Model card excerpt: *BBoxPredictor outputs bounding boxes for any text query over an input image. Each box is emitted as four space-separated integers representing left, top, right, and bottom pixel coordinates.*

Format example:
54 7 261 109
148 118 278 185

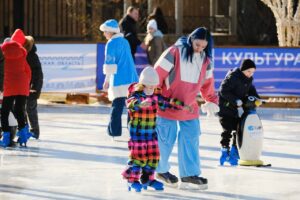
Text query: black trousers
26 93 40 138
1 95 27 132
219 115 239 148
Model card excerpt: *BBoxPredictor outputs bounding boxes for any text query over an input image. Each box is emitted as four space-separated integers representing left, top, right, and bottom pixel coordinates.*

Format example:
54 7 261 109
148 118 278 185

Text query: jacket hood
1 41 26 59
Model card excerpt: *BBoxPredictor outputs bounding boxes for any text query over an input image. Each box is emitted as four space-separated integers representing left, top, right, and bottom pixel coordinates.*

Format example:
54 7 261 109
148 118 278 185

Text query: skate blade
158 181 178 188
179 182 208 190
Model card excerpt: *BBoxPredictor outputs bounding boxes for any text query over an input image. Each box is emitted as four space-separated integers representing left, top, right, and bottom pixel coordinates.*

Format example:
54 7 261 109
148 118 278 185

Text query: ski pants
1 95 27 132
219 115 239 148
26 93 40 138
122 138 160 183
155 116 201 178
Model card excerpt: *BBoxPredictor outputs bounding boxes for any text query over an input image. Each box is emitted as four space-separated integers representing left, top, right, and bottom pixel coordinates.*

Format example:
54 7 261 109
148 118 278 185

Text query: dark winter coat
218 67 260 118
119 15 141 59
1 41 31 97
0 48 4 91
27 44 43 98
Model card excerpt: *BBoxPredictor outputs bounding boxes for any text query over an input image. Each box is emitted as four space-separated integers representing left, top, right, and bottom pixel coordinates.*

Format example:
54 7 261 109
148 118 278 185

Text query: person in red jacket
0 29 31 147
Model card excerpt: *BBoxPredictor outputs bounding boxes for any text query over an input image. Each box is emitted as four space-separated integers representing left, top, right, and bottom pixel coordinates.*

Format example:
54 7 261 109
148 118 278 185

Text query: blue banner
96 45 300 96
214 47 300 96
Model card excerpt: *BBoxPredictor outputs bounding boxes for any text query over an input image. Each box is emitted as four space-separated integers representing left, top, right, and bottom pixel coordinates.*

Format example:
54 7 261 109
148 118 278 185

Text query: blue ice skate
17 127 29 147
128 181 142 192
229 145 239 166
220 147 238 166
220 148 230 166
230 145 240 159
0 132 11 148
142 180 164 191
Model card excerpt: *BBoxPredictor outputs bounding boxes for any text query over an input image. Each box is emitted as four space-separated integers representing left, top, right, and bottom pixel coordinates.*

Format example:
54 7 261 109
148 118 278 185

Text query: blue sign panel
96 44 300 96
214 47 300 96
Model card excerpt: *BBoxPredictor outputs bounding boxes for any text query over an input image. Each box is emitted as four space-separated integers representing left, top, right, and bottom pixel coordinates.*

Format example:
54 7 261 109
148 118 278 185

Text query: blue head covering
175 27 213 62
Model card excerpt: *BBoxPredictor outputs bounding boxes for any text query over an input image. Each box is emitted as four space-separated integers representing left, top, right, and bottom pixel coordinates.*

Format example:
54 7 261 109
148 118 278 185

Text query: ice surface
1 105 299 200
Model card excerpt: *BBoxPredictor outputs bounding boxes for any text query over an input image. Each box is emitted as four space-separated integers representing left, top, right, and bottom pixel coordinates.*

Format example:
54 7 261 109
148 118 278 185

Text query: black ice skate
156 172 178 187
179 176 208 190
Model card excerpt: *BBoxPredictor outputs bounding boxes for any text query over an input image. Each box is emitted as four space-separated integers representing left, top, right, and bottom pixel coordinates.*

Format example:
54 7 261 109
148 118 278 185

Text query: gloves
236 99 243 107
201 102 220 117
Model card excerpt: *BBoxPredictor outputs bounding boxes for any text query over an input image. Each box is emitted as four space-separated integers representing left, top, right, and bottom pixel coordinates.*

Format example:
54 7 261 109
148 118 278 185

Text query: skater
218 59 260 166
100 19 138 139
154 27 219 190
0 29 31 147
144 19 166 66
25 35 43 139
122 66 192 192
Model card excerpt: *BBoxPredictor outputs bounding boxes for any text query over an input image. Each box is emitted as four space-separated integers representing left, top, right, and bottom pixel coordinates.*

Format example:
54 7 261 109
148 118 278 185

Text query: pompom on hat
240 59 256 71
139 66 159 86
99 19 120 33
11 29 26 45
147 19 158 31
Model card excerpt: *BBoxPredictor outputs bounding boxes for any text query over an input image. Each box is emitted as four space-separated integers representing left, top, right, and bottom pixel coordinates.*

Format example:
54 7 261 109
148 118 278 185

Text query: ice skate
220 147 238 166
142 179 164 191
229 145 239 165
0 132 11 148
17 127 29 147
156 172 178 187
179 176 208 190
127 181 142 192
220 148 230 166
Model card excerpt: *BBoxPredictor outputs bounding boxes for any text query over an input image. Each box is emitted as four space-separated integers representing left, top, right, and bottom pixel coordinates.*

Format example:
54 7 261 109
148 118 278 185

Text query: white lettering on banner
263 52 273 65
295 54 300 65
274 53 283 65
39 56 84 66
45 79 95 91
233 53 244 65
221 52 300 66
284 53 294 65
222 52 232 64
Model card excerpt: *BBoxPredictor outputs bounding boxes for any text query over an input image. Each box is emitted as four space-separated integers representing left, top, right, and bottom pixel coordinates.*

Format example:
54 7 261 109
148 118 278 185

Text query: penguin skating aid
237 96 270 167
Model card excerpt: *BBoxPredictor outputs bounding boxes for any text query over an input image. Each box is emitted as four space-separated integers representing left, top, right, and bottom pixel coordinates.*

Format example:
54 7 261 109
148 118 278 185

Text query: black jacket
119 15 141 59
27 44 43 98
0 48 4 91
218 68 260 118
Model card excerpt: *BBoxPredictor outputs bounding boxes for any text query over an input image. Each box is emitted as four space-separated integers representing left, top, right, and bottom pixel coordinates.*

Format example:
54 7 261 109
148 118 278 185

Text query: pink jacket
154 45 218 120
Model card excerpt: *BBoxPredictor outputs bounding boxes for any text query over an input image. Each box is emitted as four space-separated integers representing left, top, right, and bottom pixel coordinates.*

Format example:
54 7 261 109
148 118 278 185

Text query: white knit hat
99 19 120 33
147 19 158 31
139 66 159 86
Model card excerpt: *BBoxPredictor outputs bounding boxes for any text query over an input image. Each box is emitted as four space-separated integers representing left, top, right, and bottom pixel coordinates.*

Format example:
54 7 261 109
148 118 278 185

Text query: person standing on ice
218 59 260 166
122 66 192 192
100 19 138 140
24 35 44 140
154 27 219 190
0 29 31 147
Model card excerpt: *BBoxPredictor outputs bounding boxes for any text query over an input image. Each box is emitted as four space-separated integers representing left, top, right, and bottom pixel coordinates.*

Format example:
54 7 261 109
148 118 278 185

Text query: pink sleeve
154 46 177 88
200 76 219 104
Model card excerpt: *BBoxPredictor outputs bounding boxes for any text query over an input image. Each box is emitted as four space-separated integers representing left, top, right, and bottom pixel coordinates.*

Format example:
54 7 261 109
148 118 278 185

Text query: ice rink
0 104 299 200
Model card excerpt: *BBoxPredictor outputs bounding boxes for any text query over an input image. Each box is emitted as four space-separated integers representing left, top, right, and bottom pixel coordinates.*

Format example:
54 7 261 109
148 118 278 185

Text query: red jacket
1 41 31 97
